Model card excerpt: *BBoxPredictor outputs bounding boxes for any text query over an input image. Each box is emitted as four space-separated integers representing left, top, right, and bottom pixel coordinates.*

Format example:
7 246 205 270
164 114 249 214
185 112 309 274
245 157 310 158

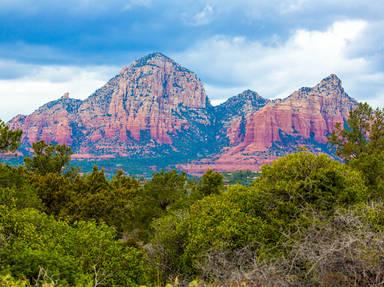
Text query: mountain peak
293 74 344 100
323 73 341 82
214 89 268 121
133 52 175 67
238 89 264 100
61 92 70 99
146 52 170 59
317 74 342 89
223 89 267 106
119 52 191 75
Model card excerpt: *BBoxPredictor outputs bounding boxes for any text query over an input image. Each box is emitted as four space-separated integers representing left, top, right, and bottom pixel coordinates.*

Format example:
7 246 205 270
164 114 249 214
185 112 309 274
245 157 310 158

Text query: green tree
110 169 139 191
329 103 384 194
80 166 110 193
151 184 272 280
144 170 188 211
129 171 189 242
152 153 368 281
183 188 270 273
0 164 42 211
0 164 27 188
151 210 190 283
28 172 74 215
198 170 224 197
254 152 367 217
0 120 22 152
29 167 139 235
24 141 72 175
223 170 259 186
0 206 151 286
0 274 31 287
0 186 42 211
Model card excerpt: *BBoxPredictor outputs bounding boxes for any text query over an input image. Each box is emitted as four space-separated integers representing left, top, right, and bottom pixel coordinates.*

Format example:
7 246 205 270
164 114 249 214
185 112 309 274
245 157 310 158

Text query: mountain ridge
179 73 357 174
7 53 357 174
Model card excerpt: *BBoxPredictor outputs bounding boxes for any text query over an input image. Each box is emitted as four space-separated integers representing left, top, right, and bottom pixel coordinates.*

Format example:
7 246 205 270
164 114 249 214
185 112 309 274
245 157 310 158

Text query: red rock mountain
9 53 216 158
179 74 356 174
8 53 356 173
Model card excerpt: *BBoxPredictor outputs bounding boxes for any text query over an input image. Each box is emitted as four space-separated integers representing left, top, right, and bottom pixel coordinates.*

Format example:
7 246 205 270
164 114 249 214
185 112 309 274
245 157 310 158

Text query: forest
0 102 384 287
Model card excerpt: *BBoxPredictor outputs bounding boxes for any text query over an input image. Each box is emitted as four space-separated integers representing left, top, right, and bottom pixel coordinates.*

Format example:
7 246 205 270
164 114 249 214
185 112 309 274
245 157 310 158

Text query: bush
0 207 151 286
254 152 368 216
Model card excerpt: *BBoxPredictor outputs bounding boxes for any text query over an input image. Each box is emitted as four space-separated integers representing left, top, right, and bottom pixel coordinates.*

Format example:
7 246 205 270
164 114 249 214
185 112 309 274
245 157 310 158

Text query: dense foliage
0 102 384 286
0 119 22 152
330 102 384 195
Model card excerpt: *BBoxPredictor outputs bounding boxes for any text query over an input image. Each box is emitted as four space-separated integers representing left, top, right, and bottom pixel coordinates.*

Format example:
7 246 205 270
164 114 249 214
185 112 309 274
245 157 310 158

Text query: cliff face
78 53 209 148
239 74 355 152
9 53 215 157
7 53 357 173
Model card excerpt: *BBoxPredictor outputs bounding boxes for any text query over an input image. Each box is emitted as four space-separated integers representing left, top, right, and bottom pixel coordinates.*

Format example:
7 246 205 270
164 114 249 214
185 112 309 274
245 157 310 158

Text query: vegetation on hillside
0 103 383 286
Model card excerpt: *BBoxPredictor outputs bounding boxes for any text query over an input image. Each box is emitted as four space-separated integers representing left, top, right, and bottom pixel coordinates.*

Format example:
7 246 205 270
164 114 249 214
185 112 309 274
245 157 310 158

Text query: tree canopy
24 141 72 175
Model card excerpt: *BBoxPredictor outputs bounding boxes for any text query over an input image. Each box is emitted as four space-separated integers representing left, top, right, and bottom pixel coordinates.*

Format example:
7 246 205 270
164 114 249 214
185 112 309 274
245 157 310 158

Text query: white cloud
172 19 384 107
204 0 384 19
205 84 249 103
188 4 215 26
279 0 308 14
0 64 117 121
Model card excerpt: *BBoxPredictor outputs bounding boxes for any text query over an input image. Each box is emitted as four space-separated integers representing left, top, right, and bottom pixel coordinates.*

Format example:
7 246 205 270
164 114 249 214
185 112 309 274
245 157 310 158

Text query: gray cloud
0 0 383 120
172 19 384 107
0 62 117 121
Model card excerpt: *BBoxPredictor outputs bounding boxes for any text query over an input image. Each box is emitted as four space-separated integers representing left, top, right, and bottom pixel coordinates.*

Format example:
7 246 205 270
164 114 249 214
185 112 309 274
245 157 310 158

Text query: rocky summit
8 53 357 174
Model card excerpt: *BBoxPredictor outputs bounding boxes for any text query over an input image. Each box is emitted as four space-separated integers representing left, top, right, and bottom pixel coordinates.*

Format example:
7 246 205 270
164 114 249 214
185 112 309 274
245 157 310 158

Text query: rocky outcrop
78 53 210 148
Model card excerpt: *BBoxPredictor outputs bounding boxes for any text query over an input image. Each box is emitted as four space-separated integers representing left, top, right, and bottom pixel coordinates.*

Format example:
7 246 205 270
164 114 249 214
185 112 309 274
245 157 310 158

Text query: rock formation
7 53 357 174
179 74 356 174
9 53 215 158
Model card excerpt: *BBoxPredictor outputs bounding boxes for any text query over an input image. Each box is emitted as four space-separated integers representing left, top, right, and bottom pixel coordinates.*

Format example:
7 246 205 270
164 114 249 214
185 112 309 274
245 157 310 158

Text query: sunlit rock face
239 74 355 152
79 53 209 147
8 96 82 147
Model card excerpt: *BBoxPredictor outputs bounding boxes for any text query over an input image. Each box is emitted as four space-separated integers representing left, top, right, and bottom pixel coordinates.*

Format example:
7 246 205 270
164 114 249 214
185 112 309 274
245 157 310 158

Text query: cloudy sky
0 0 383 120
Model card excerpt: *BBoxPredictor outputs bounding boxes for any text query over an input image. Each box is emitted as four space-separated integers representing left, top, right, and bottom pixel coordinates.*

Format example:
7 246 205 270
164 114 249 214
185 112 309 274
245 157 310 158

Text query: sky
0 0 383 120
